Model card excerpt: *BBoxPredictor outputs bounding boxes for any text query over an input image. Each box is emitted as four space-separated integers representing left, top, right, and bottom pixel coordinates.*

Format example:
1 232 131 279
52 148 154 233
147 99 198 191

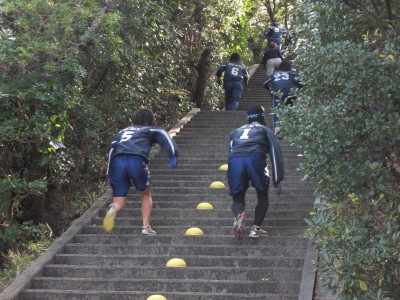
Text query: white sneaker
249 226 271 239
142 225 157 235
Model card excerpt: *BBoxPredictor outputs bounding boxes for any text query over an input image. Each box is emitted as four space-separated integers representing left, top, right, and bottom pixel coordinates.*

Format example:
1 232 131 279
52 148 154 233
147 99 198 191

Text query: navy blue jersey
216 62 249 84
229 122 284 183
263 70 303 92
264 26 287 39
108 126 178 163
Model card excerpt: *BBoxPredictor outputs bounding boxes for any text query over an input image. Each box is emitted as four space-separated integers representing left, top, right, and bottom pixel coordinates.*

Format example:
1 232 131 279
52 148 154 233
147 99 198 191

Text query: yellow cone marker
185 227 204 236
147 296 167 300
210 181 225 188
196 202 214 210
166 258 187 268
219 164 228 171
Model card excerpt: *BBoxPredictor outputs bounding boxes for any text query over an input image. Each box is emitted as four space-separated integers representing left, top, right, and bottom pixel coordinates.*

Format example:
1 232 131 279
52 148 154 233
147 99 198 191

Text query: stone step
123 193 314 203
155 155 303 162
148 169 306 176
127 200 312 210
21 289 298 300
162 157 302 163
90 217 309 227
97 208 311 220
140 179 313 189
54 253 304 268
31 275 301 293
73 234 307 247
150 157 304 163
168 144 302 153
121 187 314 197
149 176 308 184
83 225 306 236
63 243 308 257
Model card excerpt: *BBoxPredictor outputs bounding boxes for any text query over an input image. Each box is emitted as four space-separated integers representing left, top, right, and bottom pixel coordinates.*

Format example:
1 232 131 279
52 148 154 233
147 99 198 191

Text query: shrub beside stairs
0 65 317 300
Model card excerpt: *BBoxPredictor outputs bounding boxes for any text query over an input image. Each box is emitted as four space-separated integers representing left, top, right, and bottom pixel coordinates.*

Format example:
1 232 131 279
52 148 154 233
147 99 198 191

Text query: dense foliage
280 0 400 298
0 0 269 271
4 0 398 298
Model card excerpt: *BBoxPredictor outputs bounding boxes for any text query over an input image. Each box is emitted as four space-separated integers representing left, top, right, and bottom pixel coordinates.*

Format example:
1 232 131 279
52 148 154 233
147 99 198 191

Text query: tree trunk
264 0 277 25
20 146 47 224
192 48 211 109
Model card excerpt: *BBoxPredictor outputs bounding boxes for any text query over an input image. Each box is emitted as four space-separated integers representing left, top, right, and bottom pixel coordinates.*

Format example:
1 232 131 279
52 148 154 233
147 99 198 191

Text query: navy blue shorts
108 155 151 196
227 155 269 195
224 80 244 111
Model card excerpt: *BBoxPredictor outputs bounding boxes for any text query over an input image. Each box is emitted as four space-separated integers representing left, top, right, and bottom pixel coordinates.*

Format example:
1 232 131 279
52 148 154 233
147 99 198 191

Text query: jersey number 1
239 128 251 139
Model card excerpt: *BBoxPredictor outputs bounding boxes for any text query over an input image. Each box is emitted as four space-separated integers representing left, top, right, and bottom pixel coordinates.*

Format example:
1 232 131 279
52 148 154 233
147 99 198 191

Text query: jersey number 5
120 130 136 142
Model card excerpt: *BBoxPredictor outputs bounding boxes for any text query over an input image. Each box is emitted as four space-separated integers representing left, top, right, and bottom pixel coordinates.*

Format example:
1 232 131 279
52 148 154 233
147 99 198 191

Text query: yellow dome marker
147 296 167 300
210 181 225 188
196 202 214 210
166 258 187 268
219 164 228 171
185 227 204 236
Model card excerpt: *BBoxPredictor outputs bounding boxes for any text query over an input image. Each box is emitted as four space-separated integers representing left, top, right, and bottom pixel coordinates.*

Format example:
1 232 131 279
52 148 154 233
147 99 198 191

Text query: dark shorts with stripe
108 155 151 196
227 155 269 195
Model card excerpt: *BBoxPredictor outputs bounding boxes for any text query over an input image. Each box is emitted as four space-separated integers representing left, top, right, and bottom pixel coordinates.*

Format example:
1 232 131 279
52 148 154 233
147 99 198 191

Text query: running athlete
261 41 284 77
228 105 284 239
263 61 304 132
215 52 249 111
263 21 287 49
103 108 178 235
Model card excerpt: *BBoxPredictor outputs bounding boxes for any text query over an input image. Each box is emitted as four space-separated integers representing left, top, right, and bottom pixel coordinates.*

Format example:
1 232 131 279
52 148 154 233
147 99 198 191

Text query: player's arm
243 67 249 85
294 76 305 89
215 64 226 80
263 76 273 90
264 128 284 185
150 128 179 168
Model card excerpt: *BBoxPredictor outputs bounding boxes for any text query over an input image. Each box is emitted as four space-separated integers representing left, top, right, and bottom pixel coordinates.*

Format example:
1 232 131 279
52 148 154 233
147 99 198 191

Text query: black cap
247 105 266 125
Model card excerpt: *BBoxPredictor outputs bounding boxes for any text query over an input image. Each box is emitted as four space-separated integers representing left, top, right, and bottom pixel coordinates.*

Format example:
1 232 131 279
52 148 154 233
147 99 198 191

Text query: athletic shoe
233 212 246 239
103 205 116 233
142 225 157 235
249 226 271 239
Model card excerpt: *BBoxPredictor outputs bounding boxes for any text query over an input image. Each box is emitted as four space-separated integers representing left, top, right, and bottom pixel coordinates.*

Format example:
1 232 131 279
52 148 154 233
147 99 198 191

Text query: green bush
282 1 400 298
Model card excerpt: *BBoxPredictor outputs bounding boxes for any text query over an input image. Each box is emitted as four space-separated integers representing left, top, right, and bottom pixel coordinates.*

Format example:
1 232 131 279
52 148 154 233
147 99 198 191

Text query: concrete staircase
1 65 316 300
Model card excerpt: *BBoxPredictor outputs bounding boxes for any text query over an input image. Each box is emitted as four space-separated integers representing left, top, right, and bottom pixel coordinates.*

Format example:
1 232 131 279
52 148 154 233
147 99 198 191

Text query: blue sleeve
149 128 178 158
243 67 249 84
289 72 304 88
264 127 284 183
263 76 273 89
215 64 226 78
266 28 273 38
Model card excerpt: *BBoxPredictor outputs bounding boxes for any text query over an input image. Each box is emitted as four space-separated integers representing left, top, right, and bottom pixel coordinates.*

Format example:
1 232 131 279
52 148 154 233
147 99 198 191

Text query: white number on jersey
120 130 136 142
239 128 251 139
274 72 289 81
231 67 239 76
